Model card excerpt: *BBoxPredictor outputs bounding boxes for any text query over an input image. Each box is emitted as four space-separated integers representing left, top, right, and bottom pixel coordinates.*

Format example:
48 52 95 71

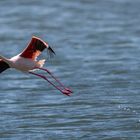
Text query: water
0 0 140 139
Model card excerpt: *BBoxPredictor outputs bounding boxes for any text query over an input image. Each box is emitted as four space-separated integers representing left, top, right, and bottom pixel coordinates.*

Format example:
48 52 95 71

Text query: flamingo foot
38 67 73 94
29 71 72 96
62 89 72 96
65 88 73 93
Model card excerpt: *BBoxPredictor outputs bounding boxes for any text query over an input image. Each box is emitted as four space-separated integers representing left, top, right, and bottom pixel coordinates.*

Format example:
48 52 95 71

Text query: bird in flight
0 36 72 96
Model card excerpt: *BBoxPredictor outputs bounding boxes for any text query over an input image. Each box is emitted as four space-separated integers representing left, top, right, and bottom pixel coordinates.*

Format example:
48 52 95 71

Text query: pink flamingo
0 36 72 96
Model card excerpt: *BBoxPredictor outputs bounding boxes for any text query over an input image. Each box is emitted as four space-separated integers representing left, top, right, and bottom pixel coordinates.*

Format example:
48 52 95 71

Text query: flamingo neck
0 55 10 64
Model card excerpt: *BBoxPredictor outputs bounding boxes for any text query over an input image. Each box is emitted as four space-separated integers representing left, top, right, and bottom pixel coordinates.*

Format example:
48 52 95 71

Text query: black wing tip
31 35 56 57
47 46 56 59
48 46 56 55
0 60 10 73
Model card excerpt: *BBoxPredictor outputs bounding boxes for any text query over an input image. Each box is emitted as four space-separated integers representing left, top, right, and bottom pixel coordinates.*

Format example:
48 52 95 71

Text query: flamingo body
0 36 72 96
0 36 53 72
9 55 41 72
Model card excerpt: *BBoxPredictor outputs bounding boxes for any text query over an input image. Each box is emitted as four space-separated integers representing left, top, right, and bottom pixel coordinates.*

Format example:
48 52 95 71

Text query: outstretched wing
0 60 10 73
20 36 55 60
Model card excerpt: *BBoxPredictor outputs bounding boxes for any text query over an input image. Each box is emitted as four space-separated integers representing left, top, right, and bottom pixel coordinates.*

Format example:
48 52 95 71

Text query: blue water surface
0 0 140 139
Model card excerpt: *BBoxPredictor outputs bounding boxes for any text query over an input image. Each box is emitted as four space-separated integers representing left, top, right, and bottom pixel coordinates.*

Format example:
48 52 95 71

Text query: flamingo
0 36 72 96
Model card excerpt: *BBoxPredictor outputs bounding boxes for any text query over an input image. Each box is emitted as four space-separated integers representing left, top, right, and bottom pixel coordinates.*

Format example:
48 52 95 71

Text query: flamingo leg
29 71 71 96
37 67 73 93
